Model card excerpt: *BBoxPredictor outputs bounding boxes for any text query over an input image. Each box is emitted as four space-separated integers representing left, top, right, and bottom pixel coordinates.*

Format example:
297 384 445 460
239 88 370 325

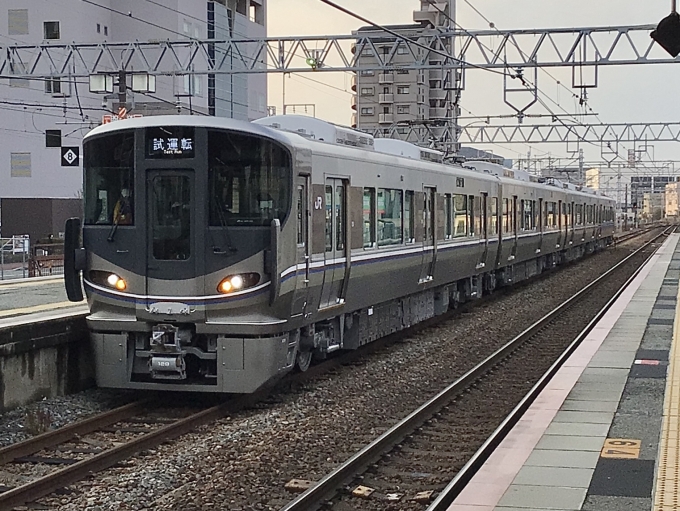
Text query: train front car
68 117 300 393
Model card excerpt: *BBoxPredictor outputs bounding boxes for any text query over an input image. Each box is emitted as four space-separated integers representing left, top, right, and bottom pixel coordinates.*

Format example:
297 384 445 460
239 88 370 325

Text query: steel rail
0 400 241 509
426 227 672 510
280 227 673 511
0 401 145 466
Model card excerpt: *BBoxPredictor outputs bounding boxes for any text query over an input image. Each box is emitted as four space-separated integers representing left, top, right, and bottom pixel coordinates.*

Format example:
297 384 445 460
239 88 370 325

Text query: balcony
351 113 358 128
379 113 394 124
429 107 448 119
429 69 443 80
351 74 357 92
379 93 394 104
378 73 394 84
430 89 447 100
351 95 358 110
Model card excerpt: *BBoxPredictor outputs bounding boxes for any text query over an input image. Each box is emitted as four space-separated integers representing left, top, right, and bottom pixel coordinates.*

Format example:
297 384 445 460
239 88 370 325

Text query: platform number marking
600 438 641 459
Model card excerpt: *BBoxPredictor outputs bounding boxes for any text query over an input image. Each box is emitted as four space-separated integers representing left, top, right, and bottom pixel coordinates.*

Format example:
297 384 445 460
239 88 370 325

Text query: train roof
84 115 613 202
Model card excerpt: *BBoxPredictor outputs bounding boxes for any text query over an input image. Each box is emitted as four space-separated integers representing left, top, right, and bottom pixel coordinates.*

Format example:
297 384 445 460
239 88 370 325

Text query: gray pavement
0 278 75 318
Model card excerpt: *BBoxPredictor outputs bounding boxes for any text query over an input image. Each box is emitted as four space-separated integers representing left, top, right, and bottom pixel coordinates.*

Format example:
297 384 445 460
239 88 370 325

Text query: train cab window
377 188 403 246
84 131 135 226
363 188 376 248
445 194 453 239
453 194 467 237
208 130 291 227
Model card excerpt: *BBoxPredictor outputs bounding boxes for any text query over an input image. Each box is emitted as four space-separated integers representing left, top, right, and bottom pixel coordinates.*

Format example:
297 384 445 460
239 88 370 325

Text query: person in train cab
113 188 133 225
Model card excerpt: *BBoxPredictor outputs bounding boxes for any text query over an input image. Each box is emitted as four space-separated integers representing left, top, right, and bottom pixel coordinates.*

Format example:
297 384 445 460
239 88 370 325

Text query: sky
266 0 680 169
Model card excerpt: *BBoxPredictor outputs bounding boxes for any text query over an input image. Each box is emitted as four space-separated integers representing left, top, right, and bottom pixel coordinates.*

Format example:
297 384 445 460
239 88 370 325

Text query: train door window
468 195 475 236
378 188 403 246
512 196 518 233
502 198 509 234
363 188 376 248
445 194 453 239
423 190 435 242
538 199 544 230
325 186 333 251
150 175 191 261
336 185 346 251
404 191 415 243
296 184 305 246
533 200 538 230
453 194 467 237
490 197 498 235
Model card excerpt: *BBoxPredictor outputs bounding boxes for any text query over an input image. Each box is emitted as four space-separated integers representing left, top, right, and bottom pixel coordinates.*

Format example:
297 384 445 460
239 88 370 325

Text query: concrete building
351 1 458 150
0 0 267 239
642 192 665 222
666 182 680 220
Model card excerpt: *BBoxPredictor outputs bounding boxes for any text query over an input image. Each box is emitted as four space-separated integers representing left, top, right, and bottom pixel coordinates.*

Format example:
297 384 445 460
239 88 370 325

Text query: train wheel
296 350 313 372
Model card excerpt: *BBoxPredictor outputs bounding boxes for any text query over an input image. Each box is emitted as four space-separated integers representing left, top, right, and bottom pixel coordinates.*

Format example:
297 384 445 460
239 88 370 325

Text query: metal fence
29 243 64 278
1 237 65 280
0 236 29 280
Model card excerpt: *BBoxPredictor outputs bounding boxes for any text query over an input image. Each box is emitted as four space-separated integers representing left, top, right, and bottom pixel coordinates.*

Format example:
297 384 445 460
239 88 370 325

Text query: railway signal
651 1 680 57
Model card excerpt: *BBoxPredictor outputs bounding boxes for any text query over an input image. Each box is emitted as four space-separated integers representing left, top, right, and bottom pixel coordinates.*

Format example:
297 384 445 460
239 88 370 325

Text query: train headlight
90 271 127 291
217 273 260 294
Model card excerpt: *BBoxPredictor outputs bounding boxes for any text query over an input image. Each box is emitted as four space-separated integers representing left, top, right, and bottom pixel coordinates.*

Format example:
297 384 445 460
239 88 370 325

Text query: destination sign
146 127 195 158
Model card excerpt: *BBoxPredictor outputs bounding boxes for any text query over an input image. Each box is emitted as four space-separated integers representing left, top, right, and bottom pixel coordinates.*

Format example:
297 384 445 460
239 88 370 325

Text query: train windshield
83 131 135 225
208 130 291 227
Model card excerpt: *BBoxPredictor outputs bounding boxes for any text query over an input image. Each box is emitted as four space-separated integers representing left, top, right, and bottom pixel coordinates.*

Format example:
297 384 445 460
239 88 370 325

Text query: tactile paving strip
654 285 680 511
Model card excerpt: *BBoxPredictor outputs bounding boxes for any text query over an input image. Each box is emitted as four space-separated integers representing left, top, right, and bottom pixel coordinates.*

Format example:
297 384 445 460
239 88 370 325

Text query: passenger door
145 170 201 309
319 178 348 309
291 175 310 317
419 187 436 283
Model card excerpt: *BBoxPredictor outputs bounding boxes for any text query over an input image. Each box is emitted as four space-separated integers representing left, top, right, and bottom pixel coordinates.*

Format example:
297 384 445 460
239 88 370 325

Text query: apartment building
351 1 456 147
0 0 267 240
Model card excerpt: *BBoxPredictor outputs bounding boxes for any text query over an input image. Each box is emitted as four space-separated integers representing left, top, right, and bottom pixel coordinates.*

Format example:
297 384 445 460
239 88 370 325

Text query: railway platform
0 276 82 320
448 231 680 511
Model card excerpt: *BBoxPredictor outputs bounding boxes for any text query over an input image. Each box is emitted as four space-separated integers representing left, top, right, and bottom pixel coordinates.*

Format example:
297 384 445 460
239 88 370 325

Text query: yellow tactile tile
654 284 680 511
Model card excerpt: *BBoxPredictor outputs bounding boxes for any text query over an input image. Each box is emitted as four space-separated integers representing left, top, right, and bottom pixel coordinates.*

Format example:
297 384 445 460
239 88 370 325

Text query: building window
396 69 410 74
360 69 375 76
44 21 60 40
9 62 29 88
104 26 108 36
96 23 101 34
397 86 410 94
360 87 374 96
45 77 61 94
397 105 410 114
45 130 61 148
360 107 374 115
397 46 408 55
397 128 408 134
361 48 374 57
10 153 31 178
8 9 29 35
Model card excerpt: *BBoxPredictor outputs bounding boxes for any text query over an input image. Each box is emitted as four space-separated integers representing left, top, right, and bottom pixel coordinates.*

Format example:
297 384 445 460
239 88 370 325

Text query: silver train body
64 115 616 393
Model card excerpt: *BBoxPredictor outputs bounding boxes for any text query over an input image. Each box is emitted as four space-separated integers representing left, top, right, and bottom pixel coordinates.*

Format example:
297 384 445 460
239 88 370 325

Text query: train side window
363 188 376 248
404 191 415 243
490 197 498 235
377 188 403 246
453 194 467 237
445 194 453 239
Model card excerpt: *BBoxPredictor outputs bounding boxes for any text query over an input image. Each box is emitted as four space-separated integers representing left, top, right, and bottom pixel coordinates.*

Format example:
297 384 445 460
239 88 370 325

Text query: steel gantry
0 24 674 78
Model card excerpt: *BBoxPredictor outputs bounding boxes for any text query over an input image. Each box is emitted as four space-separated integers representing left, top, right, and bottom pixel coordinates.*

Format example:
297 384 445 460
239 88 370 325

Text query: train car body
64 115 615 393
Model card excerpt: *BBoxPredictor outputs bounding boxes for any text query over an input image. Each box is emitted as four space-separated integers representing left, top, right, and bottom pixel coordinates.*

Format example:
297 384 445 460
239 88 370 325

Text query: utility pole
118 70 127 114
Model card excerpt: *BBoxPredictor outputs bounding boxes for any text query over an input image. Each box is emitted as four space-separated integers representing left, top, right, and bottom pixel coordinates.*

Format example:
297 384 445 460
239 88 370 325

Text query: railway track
0 228 666 510
279 226 673 511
